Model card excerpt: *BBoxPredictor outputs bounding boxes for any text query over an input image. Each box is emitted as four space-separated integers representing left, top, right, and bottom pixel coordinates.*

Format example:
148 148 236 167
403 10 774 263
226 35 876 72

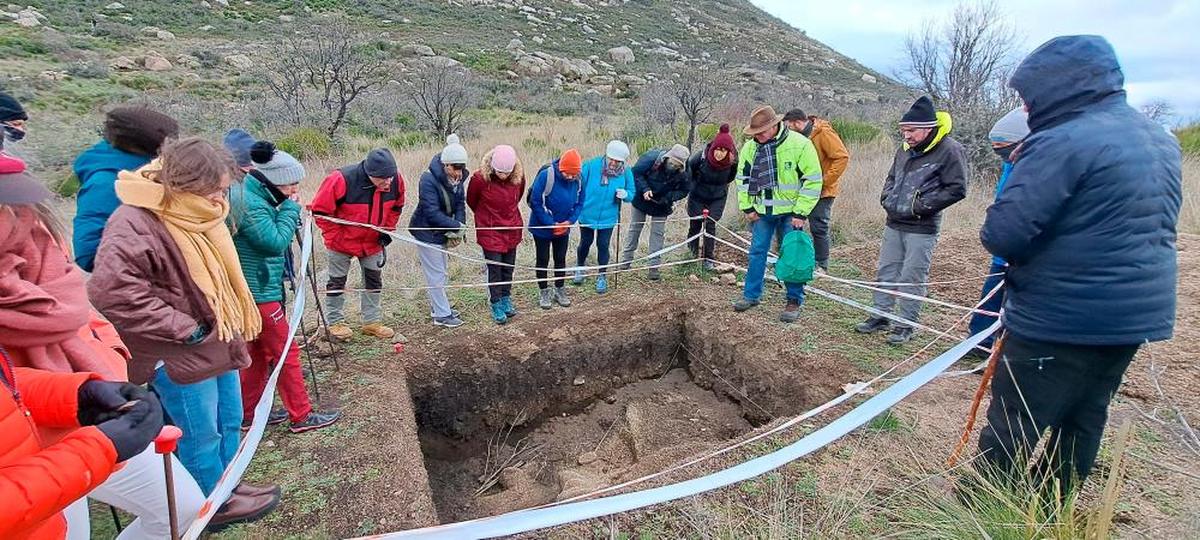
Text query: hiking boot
595 275 608 294
490 301 508 325
361 322 395 339
433 315 464 328
855 317 891 334
242 408 288 432
816 261 829 274
572 269 585 285
779 299 802 323
501 296 518 318
234 481 280 498
647 268 661 281
732 298 760 312
289 410 342 434
538 288 554 309
887 326 915 345
206 491 280 532
328 322 352 341
554 286 572 307
702 260 716 272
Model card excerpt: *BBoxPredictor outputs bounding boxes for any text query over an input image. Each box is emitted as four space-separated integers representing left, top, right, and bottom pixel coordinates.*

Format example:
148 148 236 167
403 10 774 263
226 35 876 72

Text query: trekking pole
305 241 343 372
287 270 322 404
154 425 184 540
612 204 622 287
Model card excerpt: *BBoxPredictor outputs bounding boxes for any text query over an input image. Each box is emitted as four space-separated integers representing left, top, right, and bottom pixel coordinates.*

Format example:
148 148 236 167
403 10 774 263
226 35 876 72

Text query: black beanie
899 96 937 128
0 91 27 123
364 148 397 178
103 106 180 157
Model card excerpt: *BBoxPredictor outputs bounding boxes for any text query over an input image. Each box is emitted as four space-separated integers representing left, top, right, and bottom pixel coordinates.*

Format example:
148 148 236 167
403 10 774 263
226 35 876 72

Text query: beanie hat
605 140 630 162
989 107 1030 144
558 148 583 176
782 108 807 122
364 148 397 178
899 96 938 128
440 133 468 165
103 106 179 157
0 156 51 205
665 144 690 166
490 144 517 174
222 128 257 168
0 92 27 123
250 141 305 186
705 124 737 170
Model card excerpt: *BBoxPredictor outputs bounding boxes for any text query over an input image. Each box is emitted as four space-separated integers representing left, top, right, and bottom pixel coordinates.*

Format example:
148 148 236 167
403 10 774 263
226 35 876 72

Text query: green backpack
775 230 816 284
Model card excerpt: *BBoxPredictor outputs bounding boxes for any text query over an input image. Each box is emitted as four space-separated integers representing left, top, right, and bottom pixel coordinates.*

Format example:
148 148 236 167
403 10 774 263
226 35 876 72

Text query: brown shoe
328 322 353 341
234 481 281 498
206 491 280 532
361 322 395 339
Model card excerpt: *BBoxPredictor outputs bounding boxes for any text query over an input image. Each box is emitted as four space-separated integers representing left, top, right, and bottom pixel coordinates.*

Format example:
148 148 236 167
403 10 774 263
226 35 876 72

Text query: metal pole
108 505 123 533
612 203 622 287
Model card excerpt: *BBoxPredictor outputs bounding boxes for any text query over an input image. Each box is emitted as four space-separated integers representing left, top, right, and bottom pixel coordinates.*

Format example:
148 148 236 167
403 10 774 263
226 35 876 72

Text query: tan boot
328 322 353 341
361 322 395 339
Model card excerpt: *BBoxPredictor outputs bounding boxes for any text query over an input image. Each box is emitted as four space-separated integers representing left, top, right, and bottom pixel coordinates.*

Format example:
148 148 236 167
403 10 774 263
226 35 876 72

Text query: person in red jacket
310 148 405 341
467 145 526 325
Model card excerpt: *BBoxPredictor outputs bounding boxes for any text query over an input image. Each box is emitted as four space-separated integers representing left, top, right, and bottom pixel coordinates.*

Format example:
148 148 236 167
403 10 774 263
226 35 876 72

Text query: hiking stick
305 239 343 372
612 203 622 287
154 426 184 540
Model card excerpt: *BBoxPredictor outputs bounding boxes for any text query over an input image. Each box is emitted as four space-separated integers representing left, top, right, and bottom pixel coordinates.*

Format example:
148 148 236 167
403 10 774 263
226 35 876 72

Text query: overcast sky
750 0 1200 122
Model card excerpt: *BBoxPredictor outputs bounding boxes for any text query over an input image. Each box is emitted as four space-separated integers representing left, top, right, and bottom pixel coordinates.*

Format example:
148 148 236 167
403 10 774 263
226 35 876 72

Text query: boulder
505 38 524 51
13 13 37 26
38 70 67 82
140 25 161 36
198 24 215 32
861 73 877 84
588 75 614 85
581 23 595 34
400 44 434 57
156 30 176 40
647 46 680 58
175 54 201 69
618 74 647 86
223 54 254 70
214 0 229 6
109 56 138 70
514 54 551 76
104 2 125 10
278 14 294 22
421 56 461 69
559 58 596 80
607 46 634 64
143 53 172 71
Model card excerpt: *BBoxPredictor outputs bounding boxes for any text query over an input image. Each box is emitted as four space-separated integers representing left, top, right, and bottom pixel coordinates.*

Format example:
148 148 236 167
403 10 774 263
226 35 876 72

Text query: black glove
378 233 392 247
95 392 164 462
78 380 151 426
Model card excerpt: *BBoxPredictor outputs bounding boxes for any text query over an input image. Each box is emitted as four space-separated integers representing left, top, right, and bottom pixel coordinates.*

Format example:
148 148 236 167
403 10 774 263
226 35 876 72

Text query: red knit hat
558 148 582 176
705 124 737 170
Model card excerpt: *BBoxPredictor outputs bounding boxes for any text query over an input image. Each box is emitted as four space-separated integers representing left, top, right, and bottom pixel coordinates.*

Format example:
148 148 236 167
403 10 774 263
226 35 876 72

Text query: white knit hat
989 107 1029 144
250 141 306 186
605 140 630 162
441 133 468 165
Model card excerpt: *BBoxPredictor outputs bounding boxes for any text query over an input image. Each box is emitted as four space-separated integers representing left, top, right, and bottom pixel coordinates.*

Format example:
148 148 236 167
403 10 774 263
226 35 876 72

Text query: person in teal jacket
572 140 633 294
229 141 341 434
72 106 178 271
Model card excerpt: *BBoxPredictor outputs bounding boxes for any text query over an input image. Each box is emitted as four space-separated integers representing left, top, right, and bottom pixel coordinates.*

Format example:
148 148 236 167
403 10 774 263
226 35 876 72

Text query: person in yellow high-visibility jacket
733 105 824 323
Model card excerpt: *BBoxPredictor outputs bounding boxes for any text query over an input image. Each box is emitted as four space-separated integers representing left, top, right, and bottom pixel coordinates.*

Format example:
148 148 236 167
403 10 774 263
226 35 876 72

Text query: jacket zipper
0 347 42 442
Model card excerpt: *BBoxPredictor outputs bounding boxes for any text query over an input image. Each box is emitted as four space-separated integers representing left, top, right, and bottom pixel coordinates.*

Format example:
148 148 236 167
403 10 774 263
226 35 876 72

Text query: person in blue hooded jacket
72 106 178 271
976 35 1182 497
528 149 585 309
572 140 633 294
410 135 469 328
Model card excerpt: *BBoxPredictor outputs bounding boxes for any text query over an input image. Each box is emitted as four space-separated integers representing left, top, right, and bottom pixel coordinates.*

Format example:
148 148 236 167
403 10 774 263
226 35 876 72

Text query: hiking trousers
872 226 937 327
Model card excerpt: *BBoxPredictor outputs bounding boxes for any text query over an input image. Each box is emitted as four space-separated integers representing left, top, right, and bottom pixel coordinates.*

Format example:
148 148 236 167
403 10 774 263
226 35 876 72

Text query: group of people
0 33 1184 538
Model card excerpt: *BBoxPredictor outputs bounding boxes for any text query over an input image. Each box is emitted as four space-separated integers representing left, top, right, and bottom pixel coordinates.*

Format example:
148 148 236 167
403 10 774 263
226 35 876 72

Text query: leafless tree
263 18 388 138
639 81 679 135
671 70 723 150
1141 100 1176 126
405 60 475 138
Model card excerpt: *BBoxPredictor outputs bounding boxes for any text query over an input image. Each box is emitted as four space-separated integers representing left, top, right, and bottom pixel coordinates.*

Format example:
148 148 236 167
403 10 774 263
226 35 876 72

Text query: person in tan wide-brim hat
743 105 785 136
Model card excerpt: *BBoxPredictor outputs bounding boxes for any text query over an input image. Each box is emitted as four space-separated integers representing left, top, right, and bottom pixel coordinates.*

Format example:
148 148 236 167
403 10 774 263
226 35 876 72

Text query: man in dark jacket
855 96 967 344
977 35 1182 495
311 148 405 340
686 124 738 272
619 144 692 280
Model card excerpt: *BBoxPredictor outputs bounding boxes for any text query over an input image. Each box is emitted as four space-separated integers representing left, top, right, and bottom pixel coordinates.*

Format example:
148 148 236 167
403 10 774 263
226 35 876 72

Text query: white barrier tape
355 321 1001 539
180 215 314 539
314 212 702 232
818 273 1000 317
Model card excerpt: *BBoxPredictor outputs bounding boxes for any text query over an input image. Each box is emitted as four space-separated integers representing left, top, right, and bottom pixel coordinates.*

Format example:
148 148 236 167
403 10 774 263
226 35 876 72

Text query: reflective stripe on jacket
736 127 823 218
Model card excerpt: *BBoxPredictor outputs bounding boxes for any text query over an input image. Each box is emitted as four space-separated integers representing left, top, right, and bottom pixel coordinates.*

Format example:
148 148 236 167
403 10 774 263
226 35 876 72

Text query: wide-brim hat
744 105 784 136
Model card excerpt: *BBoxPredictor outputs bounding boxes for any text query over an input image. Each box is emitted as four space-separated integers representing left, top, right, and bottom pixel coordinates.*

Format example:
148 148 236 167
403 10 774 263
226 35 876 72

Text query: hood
479 148 524 184
73 140 152 183
426 153 448 184
1009 35 1125 132
903 111 953 153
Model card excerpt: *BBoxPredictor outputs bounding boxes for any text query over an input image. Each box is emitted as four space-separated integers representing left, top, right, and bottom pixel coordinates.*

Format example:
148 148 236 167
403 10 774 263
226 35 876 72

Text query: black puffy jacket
981 35 1182 346
630 150 691 217
880 115 968 235
687 148 736 202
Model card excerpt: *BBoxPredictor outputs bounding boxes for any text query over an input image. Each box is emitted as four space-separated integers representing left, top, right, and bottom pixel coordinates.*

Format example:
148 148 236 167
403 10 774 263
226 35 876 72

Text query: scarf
748 127 784 195
116 160 261 342
0 207 117 378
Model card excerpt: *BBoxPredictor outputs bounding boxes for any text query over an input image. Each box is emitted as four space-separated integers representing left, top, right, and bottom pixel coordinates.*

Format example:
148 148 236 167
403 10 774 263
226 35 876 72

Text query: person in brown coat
784 109 850 271
88 137 280 530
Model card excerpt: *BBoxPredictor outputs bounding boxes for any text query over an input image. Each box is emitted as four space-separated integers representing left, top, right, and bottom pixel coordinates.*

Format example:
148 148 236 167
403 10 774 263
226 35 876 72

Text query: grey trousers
620 206 668 267
872 226 938 327
417 244 453 318
325 250 385 324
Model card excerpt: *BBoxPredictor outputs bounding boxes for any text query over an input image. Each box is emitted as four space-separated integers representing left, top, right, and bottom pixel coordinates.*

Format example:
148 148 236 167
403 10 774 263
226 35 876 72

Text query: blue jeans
743 213 806 303
968 262 1007 347
152 368 243 495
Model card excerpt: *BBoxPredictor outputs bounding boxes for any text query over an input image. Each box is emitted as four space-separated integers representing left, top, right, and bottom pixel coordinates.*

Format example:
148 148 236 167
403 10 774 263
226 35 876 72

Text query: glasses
450 164 466 172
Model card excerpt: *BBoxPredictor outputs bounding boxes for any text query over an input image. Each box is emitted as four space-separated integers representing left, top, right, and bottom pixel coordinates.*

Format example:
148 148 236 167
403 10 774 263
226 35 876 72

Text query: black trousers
809 196 834 268
534 235 569 289
686 195 726 261
576 227 614 274
978 333 1139 494
483 249 517 303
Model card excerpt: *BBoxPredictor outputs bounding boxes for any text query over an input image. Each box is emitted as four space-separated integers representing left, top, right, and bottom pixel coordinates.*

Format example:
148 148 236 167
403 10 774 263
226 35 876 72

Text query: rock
502 69 519 79
505 38 524 51
710 276 721 284
278 14 294 22
214 0 229 5
200 0 211 7
572 375 585 386
736 281 745 288
38 70 67 82
603 394 617 404
156 30 176 40
140 25 161 36
687 274 700 284
391 333 408 344
577 451 598 465
607 46 634 64
618 74 647 86
531 36 544 44
422 56 461 68
560 58 596 80
105 2 125 10
400 44 434 57
13 13 36 26
224 54 254 70
143 53 172 71
497 467 531 490
515 54 551 76
110 56 138 71
175 54 201 69
720 273 737 286
198 24 214 32
861 73 877 84
647 46 680 58
581 23 595 34
588 75 614 85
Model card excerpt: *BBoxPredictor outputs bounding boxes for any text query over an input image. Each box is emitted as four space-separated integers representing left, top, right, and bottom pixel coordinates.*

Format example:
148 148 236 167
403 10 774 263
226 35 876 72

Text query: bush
830 118 881 144
190 49 222 69
55 174 81 198
66 60 110 79
0 33 48 57
387 131 431 150
1177 124 1200 155
276 127 333 159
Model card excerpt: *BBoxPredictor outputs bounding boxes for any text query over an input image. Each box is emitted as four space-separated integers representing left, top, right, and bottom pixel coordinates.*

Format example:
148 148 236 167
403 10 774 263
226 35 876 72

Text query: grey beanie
440 133 468 165
250 142 306 186
665 144 690 166
989 107 1030 144
364 148 397 178
223 128 256 168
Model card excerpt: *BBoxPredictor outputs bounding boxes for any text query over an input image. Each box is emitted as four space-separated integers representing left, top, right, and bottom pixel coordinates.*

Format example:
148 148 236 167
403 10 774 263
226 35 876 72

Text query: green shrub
1177 124 1200 155
66 60 109 80
830 118 881 144
115 74 165 91
387 131 431 150
0 33 48 57
190 49 222 69
277 128 333 159
632 134 674 156
55 174 81 198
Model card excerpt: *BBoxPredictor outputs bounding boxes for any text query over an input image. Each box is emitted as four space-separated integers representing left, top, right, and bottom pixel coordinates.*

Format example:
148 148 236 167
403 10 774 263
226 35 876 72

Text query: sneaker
206 491 280 532
887 326 915 345
702 260 716 272
500 296 518 318
572 269 585 285
289 410 342 434
779 299 802 323
647 268 661 281
855 317 891 334
490 301 508 325
433 315 464 328
328 322 352 341
817 262 829 274
361 322 395 339
595 275 608 294
538 288 554 309
429 309 462 319
241 408 288 432
554 286 572 307
732 298 760 312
